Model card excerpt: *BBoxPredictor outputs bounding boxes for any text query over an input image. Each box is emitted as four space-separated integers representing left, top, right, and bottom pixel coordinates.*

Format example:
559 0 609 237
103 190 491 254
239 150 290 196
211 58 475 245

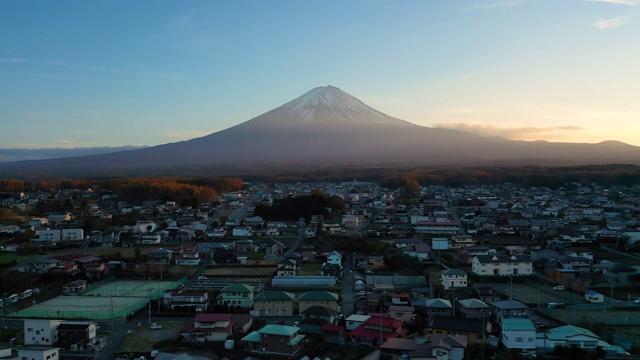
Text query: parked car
356 291 367 297
547 302 566 309
633 298 640 304
552 286 565 291
150 323 163 329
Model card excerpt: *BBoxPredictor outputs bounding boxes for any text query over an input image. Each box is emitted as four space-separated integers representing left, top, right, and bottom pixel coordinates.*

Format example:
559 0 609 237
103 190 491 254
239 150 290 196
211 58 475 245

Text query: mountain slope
2 86 640 178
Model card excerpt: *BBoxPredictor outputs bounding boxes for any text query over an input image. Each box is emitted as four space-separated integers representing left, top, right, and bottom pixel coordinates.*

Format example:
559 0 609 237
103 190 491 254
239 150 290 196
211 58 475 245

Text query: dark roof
57 323 91 331
301 305 336 317
430 316 484 333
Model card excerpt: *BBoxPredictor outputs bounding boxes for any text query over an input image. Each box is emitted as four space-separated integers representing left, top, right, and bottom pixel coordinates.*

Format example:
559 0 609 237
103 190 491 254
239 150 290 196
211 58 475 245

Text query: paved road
445 187 465 235
342 253 355 316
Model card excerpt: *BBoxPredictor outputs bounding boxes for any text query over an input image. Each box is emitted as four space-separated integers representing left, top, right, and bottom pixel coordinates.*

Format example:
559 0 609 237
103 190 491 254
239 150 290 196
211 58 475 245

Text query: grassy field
298 262 323 276
0 253 37 265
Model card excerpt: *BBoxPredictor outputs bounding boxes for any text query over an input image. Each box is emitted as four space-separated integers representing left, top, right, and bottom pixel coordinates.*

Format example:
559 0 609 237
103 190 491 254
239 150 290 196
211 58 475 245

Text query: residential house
489 300 529 326
471 255 533 277
298 291 339 313
380 338 418 360
349 315 407 347
457 298 490 319
501 318 536 351
240 324 305 357
427 334 468 360
422 298 452 321
553 255 591 273
406 243 430 262
321 323 349 345
253 291 295 316
301 245 316 261
299 305 335 334
388 305 414 323
182 313 234 342
217 283 254 309
147 248 173 265
167 291 209 312
598 261 637 286
325 251 343 266
345 314 371 331
56 322 98 350
276 259 297 277
174 248 201 266
537 325 609 351
261 239 285 258
235 239 257 253
31 258 62 274
429 316 485 345
232 226 253 237
440 269 467 290
471 283 502 304
62 280 87 294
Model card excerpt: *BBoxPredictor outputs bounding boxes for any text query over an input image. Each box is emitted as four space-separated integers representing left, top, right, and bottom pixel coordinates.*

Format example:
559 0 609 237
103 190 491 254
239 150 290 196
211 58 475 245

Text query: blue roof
585 290 601 295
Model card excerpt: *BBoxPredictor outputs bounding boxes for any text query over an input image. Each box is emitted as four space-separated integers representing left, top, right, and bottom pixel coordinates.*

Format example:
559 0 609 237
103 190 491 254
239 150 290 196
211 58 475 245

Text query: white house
35 229 60 243
61 228 84 241
232 226 254 237
471 255 533 277
440 268 468 290
501 318 536 350
19 347 59 360
24 319 63 345
325 251 343 266
432 237 449 250
345 314 370 331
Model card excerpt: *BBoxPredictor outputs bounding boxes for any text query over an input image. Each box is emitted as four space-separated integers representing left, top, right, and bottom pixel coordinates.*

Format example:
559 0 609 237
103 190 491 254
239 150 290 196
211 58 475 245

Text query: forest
0 176 244 207
254 192 345 222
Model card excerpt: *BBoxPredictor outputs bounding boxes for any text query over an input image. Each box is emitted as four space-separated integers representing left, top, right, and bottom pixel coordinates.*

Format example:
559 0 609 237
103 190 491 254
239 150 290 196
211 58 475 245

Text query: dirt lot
118 320 188 352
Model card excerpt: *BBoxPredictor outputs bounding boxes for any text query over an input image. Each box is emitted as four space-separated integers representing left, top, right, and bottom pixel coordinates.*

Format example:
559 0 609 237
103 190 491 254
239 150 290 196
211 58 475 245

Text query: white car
150 323 163 329
356 291 367 297
633 298 640 304
552 286 565 291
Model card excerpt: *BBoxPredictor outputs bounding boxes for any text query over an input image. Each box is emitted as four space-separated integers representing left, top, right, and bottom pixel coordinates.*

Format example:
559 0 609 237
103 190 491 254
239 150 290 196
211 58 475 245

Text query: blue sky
1 0 639 148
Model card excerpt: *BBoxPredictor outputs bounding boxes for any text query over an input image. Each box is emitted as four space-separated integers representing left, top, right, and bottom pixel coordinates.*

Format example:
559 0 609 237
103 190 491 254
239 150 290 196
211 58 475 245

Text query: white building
471 255 533 277
19 347 59 360
61 228 84 241
440 268 468 290
24 319 63 345
35 229 60 243
501 318 536 350
232 226 254 237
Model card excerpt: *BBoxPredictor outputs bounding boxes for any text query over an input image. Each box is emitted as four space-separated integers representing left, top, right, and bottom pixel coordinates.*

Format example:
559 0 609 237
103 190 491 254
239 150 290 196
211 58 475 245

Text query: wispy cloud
586 0 638 6
593 15 632 29
463 0 526 11
433 122 583 139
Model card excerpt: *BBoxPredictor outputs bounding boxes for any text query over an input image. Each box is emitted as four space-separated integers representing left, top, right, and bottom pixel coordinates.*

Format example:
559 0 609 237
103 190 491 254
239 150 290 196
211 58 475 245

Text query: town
1 179 640 360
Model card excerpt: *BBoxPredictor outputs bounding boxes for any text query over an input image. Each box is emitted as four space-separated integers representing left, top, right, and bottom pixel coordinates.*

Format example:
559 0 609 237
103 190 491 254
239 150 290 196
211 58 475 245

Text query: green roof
220 283 254 293
240 331 262 342
255 290 295 302
259 324 300 336
546 325 600 341
298 290 339 301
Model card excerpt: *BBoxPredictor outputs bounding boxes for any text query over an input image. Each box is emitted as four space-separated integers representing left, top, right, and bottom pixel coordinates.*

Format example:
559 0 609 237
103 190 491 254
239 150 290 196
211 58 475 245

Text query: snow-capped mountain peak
250 85 411 127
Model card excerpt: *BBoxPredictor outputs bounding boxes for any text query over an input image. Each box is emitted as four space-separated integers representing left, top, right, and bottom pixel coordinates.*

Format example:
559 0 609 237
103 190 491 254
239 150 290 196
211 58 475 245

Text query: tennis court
11 279 186 320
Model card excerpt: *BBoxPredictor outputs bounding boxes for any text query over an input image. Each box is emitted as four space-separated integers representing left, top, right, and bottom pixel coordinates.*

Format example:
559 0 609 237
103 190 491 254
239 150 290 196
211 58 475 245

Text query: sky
1 0 640 149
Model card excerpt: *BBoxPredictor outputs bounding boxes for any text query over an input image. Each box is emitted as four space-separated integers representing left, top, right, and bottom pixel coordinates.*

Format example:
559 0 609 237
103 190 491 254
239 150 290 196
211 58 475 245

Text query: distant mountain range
2 86 640 179
0 146 147 163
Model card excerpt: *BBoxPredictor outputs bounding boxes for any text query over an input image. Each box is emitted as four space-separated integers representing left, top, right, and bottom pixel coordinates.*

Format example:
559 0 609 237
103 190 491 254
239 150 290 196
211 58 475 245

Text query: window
528 338 534 342
515 337 523 342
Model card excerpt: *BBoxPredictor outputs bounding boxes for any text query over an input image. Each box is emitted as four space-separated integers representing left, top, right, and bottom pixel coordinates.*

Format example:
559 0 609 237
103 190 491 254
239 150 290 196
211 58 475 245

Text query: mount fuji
2 85 640 178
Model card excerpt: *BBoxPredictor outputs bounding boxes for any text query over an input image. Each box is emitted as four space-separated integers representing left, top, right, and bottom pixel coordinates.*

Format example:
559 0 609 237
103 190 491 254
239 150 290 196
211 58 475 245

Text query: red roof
349 315 407 340
321 323 347 335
